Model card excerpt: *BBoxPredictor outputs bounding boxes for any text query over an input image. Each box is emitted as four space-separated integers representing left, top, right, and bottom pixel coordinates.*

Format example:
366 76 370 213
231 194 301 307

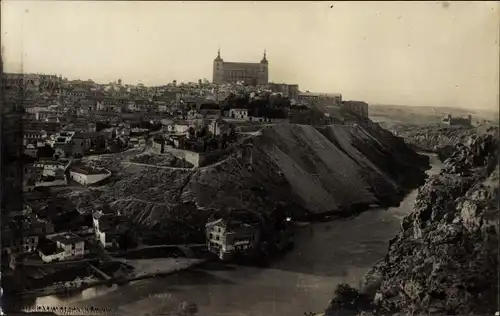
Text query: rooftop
34 160 65 166
73 131 105 139
38 239 64 256
51 232 87 245
298 92 342 97
70 165 108 175
206 218 257 232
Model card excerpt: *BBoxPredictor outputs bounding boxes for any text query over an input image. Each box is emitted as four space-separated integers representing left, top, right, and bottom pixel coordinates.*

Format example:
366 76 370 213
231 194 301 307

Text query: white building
209 118 231 136
163 122 193 134
24 144 38 158
34 173 67 187
229 108 249 120
69 166 111 186
32 160 68 176
39 233 87 263
92 210 126 248
23 130 48 146
47 131 76 147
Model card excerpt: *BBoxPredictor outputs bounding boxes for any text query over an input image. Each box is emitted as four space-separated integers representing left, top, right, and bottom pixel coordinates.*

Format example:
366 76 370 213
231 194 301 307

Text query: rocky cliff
58 121 428 245
356 128 499 316
381 123 500 163
382 123 475 152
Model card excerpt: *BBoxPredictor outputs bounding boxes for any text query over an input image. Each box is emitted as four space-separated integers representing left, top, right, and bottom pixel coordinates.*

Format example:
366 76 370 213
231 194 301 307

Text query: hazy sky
2 1 499 110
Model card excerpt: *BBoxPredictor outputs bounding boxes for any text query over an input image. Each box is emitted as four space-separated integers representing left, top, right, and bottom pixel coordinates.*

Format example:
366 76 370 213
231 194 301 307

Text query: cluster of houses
1 204 90 269
10 72 304 121
10 70 371 167
24 159 111 191
23 125 123 160
2 202 129 271
159 117 236 152
3 71 370 273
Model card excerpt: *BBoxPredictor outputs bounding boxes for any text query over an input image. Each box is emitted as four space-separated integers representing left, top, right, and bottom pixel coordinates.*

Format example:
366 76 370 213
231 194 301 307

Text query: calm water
27 154 441 316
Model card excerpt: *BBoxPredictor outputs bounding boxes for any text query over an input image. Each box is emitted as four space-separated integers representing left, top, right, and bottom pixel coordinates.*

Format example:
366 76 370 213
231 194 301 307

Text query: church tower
212 49 224 84
258 50 269 85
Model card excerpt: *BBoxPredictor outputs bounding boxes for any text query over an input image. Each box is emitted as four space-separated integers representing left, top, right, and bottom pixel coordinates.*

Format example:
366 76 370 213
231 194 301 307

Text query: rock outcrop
357 129 499 316
382 123 475 151
381 123 498 163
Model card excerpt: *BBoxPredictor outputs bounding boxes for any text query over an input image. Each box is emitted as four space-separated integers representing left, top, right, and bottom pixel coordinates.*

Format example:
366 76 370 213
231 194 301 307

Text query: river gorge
19 153 441 316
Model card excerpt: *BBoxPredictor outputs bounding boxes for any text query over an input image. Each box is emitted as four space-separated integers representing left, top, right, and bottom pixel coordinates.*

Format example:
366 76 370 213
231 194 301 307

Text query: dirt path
121 161 194 171
112 198 175 207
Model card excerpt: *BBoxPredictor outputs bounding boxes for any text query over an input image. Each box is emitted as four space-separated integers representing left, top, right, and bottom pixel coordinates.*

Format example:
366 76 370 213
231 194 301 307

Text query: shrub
334 283 360 304
325 283 363 315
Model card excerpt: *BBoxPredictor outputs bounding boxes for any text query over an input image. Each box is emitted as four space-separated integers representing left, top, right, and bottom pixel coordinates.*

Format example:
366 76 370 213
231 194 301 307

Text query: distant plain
369 104 499 126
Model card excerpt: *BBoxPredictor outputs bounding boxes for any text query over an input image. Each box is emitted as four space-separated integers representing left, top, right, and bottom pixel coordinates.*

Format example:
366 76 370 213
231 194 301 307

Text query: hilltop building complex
212 50 269 85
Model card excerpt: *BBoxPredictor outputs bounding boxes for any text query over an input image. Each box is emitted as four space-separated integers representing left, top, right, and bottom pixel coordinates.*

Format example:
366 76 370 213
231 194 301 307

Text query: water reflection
34 284 119 306
26 154 440 315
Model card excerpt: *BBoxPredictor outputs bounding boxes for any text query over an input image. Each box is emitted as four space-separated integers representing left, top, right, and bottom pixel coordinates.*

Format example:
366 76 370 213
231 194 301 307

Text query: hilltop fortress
212 50 269 85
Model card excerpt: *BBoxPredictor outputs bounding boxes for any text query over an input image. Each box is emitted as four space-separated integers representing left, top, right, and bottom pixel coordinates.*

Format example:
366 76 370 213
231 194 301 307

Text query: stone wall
152 138 242 167
35 177 67 187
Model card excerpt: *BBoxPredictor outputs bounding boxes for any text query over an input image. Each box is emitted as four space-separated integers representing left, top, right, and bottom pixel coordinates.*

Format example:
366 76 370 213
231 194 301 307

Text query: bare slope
65 122 427 244
257 124 378 213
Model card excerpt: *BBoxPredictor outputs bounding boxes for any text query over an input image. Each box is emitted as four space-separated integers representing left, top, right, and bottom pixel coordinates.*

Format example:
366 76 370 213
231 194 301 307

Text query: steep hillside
356 129 499 316
60 122 428 244
185 122 427 216
319 122 429 203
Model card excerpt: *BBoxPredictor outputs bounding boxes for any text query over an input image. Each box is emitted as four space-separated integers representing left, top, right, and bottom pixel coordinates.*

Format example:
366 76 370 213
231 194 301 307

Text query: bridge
88 263 111 281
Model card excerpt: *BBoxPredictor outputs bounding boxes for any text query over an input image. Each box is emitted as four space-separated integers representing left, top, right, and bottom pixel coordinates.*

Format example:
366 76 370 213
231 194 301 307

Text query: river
23 153 442 316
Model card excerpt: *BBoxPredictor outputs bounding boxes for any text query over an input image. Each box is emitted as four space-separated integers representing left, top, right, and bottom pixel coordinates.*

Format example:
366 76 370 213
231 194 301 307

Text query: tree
334 283 360 305
37 144 55 159
324 283 367 315
118 227 138 251
196 126 208 139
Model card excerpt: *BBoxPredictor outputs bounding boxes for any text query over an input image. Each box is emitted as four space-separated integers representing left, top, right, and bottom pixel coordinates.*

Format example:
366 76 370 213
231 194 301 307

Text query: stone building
205 215 261 261
266 83 300 99
297 92 343 107
341 100 369 119
442 114 472 126
212 50 269 85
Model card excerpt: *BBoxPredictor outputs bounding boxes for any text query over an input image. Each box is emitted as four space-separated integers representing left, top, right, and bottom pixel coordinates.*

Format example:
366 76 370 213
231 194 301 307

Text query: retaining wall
152 139 239 167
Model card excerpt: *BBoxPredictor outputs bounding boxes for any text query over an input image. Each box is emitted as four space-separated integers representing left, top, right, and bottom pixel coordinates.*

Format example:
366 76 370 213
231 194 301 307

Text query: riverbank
114 257 207 280
15 153 441 316
4 257 208 314
333 131 499 316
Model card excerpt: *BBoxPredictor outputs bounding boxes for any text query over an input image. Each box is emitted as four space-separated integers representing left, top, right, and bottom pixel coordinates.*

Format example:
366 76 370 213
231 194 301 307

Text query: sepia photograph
1 1 499 316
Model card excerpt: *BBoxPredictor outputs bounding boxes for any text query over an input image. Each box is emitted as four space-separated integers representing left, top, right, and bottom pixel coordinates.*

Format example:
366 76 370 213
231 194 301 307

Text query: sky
1 1 499 110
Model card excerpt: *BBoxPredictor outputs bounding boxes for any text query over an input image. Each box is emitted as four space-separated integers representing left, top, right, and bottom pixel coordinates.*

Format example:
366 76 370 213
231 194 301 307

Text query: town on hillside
1 51 372 307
